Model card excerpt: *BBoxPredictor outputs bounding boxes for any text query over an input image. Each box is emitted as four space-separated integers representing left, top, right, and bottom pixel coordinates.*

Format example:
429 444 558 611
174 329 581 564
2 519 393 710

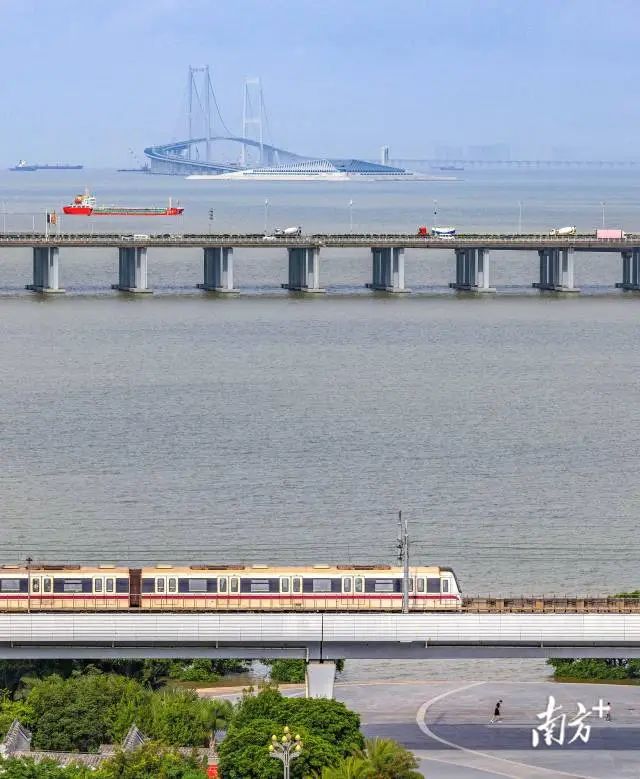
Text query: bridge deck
1 612 640 660
0 233 638 250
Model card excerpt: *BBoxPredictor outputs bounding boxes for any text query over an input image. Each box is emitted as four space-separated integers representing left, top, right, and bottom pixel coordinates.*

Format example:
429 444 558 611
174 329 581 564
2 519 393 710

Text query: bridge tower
187 65 227 162
241 78 267 167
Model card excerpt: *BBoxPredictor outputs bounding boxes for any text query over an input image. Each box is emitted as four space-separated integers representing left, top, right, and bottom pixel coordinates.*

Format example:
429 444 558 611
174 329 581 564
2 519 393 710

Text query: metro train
0 563 462 611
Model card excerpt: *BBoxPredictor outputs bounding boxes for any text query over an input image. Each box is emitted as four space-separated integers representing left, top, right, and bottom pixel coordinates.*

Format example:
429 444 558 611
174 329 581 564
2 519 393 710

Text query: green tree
266 659 307 684
233 684 286 728
140 690 232 747
95 741 205 779
284 697 363 756
27 673 146 751
0 757 91 778
219 718 340 779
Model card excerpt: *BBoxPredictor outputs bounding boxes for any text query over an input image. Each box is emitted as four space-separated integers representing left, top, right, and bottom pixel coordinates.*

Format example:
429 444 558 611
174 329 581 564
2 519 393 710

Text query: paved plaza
335 679 640 778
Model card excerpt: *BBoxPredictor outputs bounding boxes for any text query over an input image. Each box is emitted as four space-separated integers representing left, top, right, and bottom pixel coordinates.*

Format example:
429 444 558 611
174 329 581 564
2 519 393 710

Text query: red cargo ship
63 190 183 216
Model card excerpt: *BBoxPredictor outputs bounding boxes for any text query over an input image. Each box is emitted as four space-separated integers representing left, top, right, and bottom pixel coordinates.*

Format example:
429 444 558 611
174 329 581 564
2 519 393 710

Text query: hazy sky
1 0 639 165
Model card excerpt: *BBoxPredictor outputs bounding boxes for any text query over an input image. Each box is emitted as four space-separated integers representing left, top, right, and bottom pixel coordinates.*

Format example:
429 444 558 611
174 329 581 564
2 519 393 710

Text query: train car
139 563 462 611
0 564 131 611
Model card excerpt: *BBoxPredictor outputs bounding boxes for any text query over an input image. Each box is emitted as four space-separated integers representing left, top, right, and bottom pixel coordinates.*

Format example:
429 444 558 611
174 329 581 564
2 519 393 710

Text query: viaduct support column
198 247 238 293
305 661 336 699
113 247 152 293
616 249 640 290
367 247 410 292
533 248 579 292
449 248 495 292
26 247 64 293
283 247 324 293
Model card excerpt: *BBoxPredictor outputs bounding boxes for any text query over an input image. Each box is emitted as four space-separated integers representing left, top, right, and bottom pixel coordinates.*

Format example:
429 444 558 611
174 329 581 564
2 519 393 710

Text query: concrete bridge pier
533 248 579 292
26 247 64 293
449 248 495 292
305 661 336 699
367 247 409 292
616 249 640 290
198 247 238 293
283 247 324 292
113 247 151 293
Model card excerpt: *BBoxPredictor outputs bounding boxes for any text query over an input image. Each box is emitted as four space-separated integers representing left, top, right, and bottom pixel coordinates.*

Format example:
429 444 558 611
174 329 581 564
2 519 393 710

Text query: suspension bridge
144 66 317 175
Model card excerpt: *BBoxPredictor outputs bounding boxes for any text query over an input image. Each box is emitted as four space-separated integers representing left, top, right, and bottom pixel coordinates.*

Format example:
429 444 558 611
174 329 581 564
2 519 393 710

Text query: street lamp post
518 200 523 234
264 199 270 234
26 556 32 614
433 200 438 227
349 199 353 234
268 727 303 779
601 201 606 228
208 208 215 234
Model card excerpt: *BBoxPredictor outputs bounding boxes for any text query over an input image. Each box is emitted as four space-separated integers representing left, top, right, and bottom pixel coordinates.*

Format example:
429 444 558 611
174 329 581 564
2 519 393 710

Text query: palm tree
357 737 422 778
314 755 371 778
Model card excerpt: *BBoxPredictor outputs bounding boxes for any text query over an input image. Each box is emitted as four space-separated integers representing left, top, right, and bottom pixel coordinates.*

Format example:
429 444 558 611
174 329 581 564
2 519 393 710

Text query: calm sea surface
1 168 639 681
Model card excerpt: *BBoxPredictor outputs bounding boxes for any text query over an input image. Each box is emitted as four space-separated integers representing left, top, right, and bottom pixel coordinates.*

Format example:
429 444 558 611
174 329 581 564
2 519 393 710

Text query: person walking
490 699 503 724
605 702 612 722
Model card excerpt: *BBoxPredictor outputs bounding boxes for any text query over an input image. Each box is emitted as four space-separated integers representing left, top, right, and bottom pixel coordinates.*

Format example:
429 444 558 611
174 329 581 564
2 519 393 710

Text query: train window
230 577 239 593
365 579 402 593
302 578 341 594
417 578 425 593
250 579 270 593
0 579 25 593
142 578 155 593
442 579 450 593
94 579 103 593
280 578 290 593
32 578 40 593
116 578 129 594
43 578 51 593
156 578 165 594
355 577 363 593
343 577 352 593
179 578 217 593
219 578 228 593
54 578 92 594
409 578 414 593
168 578 177 593
427 577 441 593
106 579 114 593
63 580 83 593
241 578 278 594
292 577 301 593
188 579 206 593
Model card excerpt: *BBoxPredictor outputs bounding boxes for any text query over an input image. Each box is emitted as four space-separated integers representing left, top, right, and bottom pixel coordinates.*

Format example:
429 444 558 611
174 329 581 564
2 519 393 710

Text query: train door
129 569 141 608
342 577 353 609
155 576 166 606
292 576 302 609
230 576 239 608
280 577 290 608
93 577 103 605
219 577 228 608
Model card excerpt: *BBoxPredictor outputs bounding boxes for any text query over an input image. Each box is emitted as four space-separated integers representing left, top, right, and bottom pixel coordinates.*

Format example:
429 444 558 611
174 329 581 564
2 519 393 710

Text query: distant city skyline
0 0 639 166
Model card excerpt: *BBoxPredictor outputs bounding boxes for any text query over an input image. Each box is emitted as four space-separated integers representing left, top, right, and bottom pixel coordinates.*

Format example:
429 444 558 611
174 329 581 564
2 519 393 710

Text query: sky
0 0 639 166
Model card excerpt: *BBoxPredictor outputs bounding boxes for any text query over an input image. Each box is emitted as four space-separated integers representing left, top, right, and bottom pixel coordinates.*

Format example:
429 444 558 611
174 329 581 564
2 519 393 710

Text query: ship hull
63 207 183 216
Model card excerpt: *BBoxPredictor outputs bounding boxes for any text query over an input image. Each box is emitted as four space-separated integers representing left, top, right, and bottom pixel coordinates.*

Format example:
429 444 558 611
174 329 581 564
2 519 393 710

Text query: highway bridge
3 233 640 295
2 612 639 697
